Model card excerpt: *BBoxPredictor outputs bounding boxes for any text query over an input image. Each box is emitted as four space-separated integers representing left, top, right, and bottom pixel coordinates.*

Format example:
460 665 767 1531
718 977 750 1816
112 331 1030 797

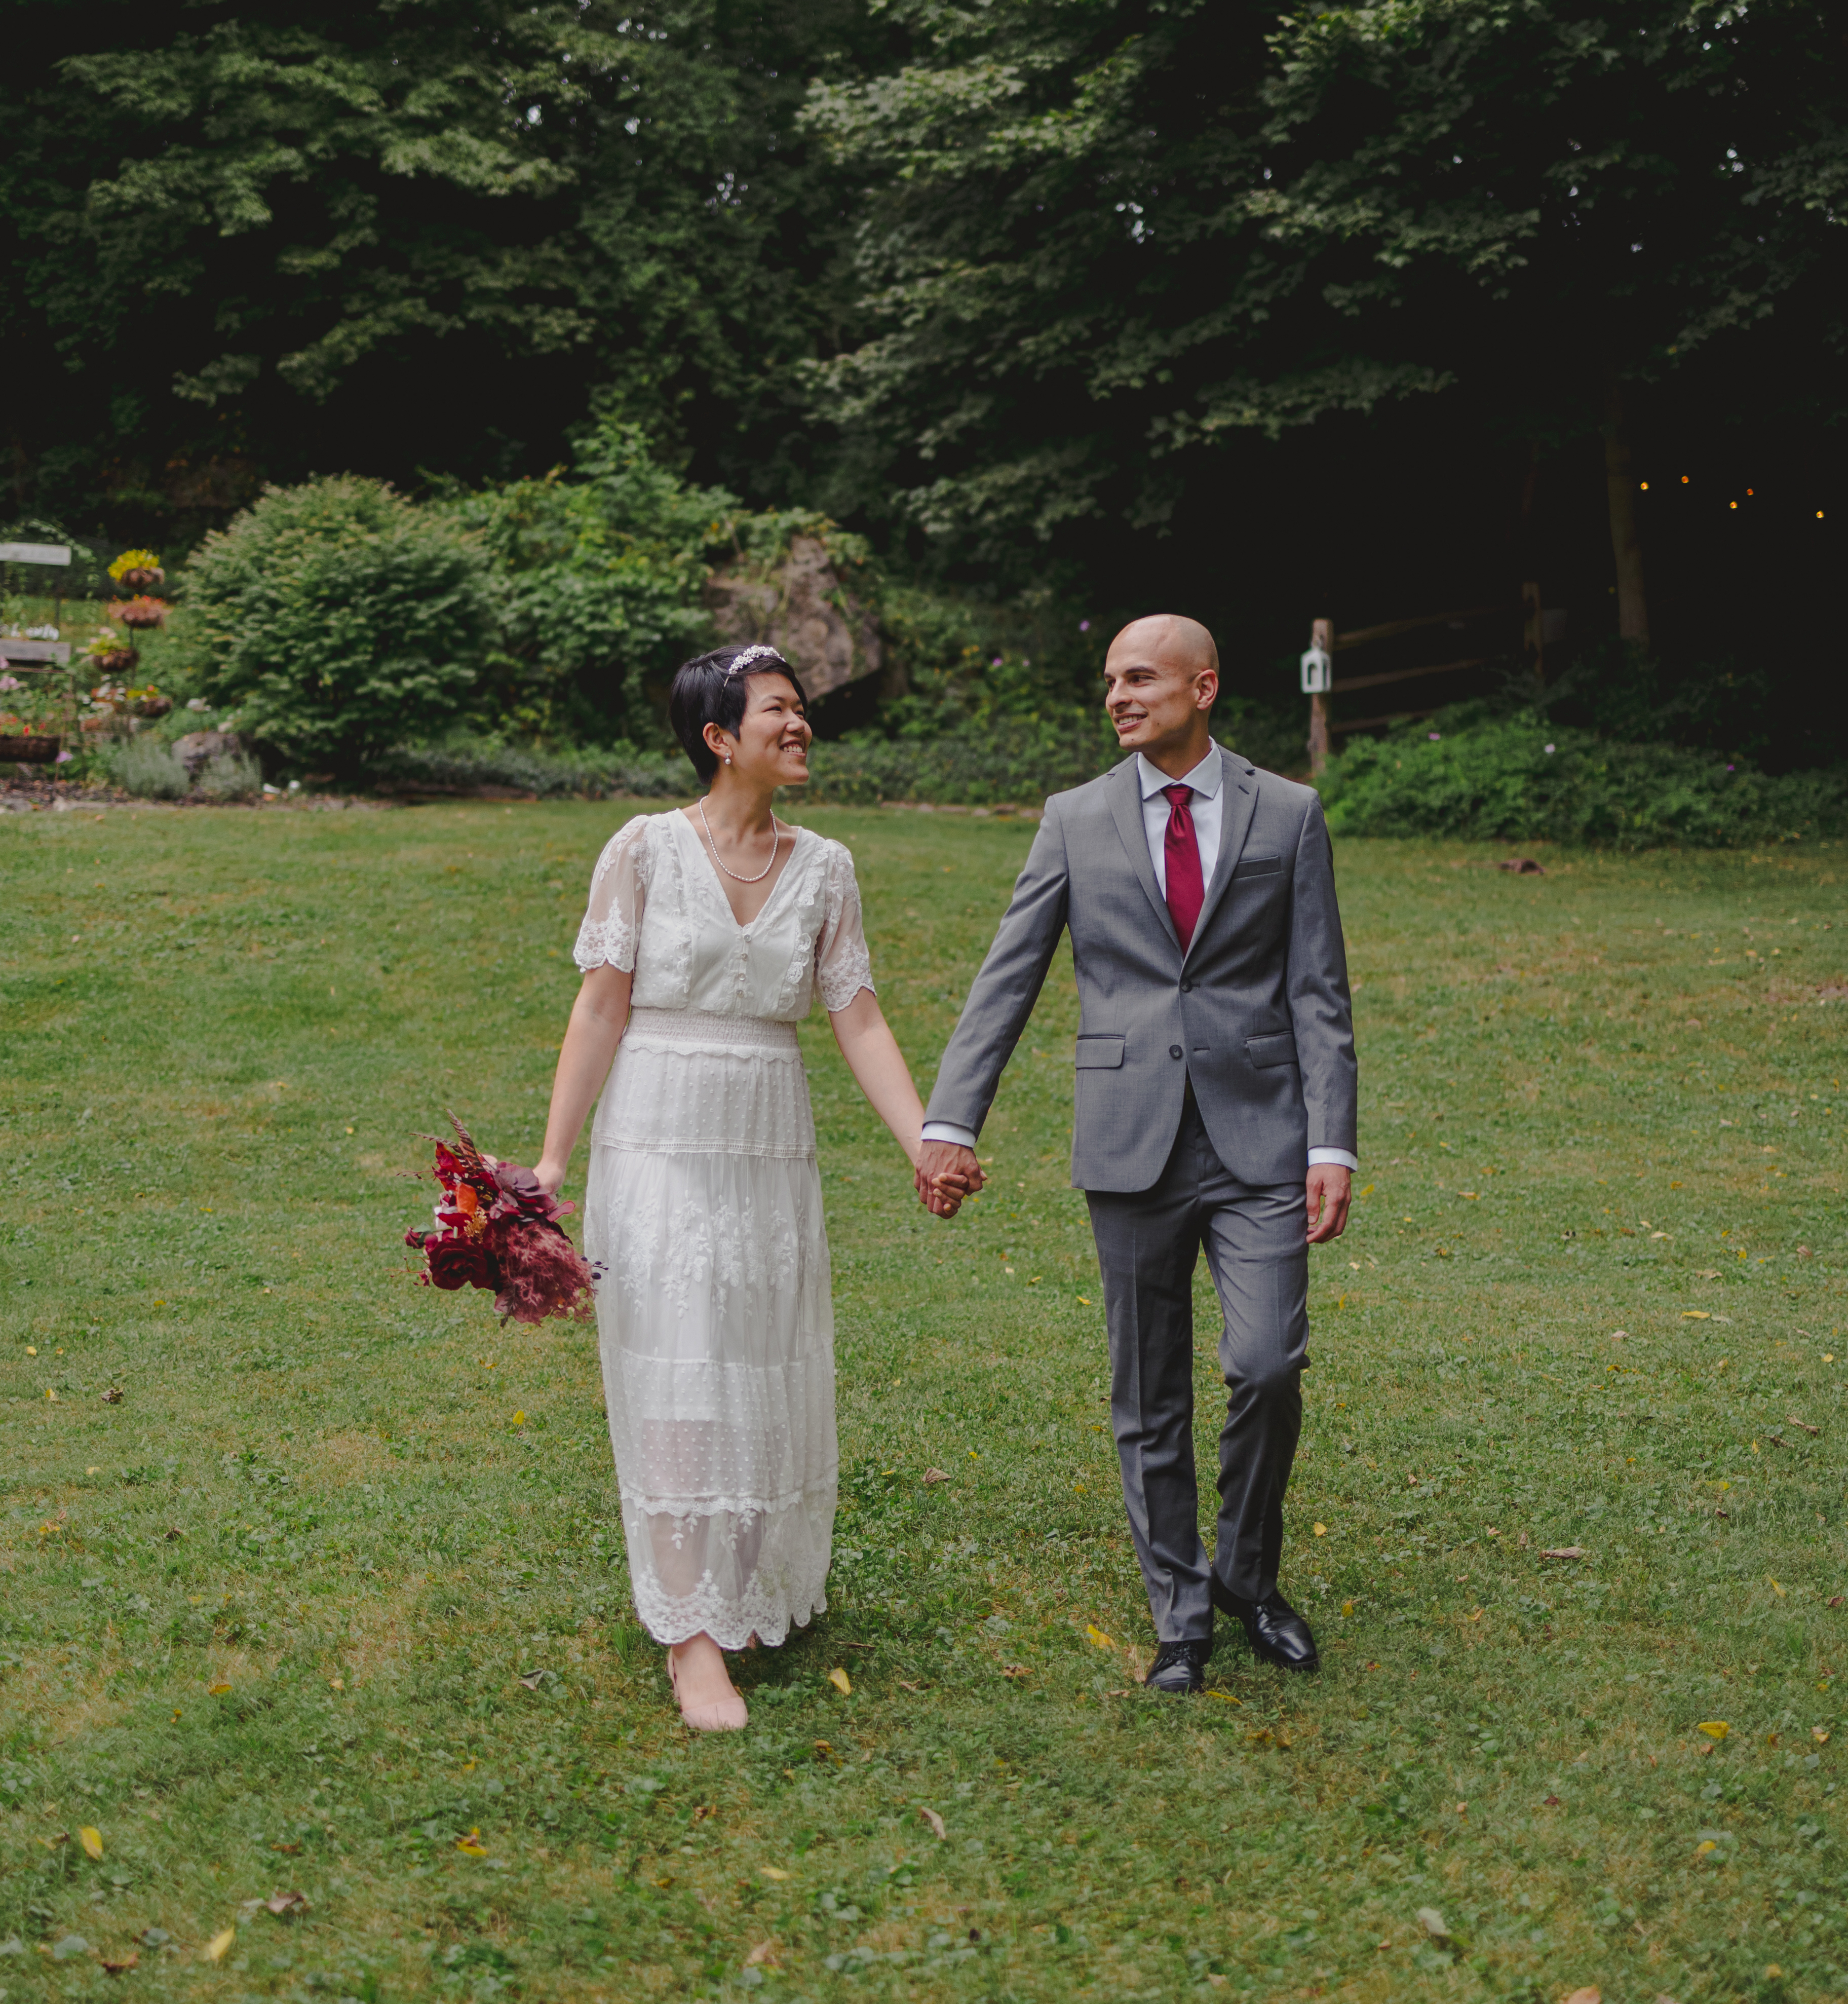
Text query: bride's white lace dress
574 810 872 1648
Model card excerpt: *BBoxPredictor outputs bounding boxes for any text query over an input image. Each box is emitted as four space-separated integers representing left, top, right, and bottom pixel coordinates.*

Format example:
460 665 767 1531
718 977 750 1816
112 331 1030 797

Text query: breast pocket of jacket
1231 854 1284 883
1245 1031 1298 1070
1074 1034 1125 1070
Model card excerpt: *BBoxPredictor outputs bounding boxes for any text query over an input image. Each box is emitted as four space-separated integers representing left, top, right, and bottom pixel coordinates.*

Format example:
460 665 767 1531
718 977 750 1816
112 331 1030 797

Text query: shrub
181 476 491 777
371 732 686 799
1317 713 1848 849
192 746 263 801
102 734 189 800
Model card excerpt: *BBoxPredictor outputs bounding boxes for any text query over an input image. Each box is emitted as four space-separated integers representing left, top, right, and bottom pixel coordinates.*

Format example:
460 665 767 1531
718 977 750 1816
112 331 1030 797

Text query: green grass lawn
2 800 1844 2003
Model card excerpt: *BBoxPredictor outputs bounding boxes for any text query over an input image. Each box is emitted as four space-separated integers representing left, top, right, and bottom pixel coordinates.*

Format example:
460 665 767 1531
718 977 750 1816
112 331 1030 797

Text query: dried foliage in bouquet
405 1115 597 1325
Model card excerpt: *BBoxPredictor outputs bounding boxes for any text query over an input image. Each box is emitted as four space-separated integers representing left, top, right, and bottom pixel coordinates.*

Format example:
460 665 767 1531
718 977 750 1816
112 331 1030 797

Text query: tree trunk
1603 375 1650 650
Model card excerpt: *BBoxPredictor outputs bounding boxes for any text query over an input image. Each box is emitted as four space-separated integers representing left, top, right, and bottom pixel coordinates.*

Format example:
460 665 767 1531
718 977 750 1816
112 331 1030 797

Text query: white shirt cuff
921 1121 978 1150
1308 1148 1359 1172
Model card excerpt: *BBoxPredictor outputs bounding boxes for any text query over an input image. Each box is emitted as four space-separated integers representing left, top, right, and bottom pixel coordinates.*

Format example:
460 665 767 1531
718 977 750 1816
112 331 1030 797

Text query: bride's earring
724 754 732 765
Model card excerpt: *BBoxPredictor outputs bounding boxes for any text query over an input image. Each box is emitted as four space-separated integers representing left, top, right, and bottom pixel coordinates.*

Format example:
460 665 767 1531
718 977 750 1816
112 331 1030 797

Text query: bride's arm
533 964 632 1196
829 989 967 1216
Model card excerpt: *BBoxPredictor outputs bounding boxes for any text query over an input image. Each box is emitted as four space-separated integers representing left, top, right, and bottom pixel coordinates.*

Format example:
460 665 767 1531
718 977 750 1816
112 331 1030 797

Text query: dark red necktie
1162 783 1205 949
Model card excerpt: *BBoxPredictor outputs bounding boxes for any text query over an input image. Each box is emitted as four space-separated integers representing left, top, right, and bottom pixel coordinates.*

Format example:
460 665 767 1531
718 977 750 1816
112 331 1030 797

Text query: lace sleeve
815 840 875 1012
574 816 652 972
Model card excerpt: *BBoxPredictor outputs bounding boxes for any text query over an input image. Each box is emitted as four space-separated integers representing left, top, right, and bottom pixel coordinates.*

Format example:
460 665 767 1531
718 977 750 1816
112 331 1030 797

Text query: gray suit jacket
923 748 1358 1193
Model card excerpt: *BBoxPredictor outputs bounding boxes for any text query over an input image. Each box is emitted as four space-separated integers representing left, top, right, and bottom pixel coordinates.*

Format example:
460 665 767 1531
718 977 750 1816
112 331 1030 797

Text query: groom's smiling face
1103 615 1220 757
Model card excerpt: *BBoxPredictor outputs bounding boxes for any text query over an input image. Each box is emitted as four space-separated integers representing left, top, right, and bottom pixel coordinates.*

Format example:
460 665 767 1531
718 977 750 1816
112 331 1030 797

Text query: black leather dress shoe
1144 1638 1212 1694
1210 1580 1319 1672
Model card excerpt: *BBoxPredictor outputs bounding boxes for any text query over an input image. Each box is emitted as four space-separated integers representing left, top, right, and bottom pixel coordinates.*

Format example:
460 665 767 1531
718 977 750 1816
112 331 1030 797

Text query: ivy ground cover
1 803 1844 2002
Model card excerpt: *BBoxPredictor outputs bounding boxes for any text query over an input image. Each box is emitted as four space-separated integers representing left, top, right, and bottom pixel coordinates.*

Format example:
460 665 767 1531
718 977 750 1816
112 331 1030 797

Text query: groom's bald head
1103 615 1221 764
1109 614 1219 680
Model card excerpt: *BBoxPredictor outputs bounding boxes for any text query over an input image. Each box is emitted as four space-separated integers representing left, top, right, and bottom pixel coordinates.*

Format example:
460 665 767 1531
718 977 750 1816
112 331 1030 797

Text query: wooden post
1307 617 1333 775
1603 375 1649 650
1521 580 1544 688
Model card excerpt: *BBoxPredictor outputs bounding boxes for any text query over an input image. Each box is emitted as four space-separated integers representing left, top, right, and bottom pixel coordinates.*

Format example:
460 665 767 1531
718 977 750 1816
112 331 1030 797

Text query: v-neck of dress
675 810 809 931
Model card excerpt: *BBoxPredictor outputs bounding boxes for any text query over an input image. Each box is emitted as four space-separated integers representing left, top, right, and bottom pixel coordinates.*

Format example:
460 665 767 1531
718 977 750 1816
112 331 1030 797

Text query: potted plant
0 670 64 762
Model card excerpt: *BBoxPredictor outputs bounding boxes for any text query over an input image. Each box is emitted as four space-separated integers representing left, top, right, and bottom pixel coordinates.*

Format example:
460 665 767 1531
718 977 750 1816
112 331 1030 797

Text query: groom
915 615 1357 1692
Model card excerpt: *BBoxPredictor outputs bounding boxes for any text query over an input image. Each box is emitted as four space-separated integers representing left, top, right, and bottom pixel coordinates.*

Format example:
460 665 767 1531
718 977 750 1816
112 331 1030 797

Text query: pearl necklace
698 798 785 884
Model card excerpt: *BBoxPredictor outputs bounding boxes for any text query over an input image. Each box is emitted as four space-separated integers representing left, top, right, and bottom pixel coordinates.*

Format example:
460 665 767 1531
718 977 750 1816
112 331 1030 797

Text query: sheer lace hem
629 1566 828 1652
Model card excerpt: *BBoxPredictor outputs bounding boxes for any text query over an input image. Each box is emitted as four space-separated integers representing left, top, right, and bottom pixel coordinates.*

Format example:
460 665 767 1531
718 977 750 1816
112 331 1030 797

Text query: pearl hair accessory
723 644 785 678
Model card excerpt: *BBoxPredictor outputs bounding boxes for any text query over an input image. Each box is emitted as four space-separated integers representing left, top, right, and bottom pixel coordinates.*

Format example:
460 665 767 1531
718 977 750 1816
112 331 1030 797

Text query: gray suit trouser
1086 1091 1309 1642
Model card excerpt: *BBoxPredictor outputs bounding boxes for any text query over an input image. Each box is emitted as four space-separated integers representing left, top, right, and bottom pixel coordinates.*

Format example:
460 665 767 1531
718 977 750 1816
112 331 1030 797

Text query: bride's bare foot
667 1634 748 1731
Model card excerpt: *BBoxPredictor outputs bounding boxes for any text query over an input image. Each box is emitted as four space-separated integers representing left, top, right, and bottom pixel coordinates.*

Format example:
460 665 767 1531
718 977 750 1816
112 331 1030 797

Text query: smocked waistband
624 1006 802 1053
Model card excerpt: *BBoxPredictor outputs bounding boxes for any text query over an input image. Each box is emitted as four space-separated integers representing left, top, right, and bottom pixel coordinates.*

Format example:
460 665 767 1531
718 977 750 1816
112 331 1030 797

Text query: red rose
425 1235 503 1293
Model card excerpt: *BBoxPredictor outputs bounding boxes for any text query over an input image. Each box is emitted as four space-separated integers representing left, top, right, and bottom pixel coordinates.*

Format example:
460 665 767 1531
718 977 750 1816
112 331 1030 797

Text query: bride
534 642 965 1731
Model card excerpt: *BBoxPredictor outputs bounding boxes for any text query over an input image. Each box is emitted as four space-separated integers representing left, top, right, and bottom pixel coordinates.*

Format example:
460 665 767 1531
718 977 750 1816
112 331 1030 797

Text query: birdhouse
1299 644 1332 695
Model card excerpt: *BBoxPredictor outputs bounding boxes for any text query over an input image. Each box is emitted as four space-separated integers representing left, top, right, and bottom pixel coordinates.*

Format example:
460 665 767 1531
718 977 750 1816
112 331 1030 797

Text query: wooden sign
0 542 72 566
0 637 73 664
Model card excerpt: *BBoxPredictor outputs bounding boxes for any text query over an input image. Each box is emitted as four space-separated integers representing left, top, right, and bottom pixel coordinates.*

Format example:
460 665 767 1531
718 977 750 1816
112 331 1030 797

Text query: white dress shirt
922 744 1358 1172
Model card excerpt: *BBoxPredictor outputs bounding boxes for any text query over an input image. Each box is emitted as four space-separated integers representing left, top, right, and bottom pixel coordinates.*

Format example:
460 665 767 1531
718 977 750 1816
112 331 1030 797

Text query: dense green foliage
443 420 869 745
803 0 1845 578
1 0 874 536
182 476 492 776
1319 713 1848 850
4 807 1845 1996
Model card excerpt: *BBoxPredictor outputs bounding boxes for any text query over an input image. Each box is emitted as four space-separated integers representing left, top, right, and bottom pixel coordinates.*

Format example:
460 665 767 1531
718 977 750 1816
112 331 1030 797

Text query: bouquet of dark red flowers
405 1116 596 1325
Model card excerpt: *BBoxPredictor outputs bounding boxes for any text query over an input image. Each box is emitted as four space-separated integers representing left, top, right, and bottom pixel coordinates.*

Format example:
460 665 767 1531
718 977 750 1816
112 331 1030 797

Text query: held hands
914 1139 985 1219
1305 1162 1352 1244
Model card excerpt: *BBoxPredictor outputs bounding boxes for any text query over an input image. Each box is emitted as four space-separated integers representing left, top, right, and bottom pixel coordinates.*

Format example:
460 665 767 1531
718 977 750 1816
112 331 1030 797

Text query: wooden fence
1303 583 1550 774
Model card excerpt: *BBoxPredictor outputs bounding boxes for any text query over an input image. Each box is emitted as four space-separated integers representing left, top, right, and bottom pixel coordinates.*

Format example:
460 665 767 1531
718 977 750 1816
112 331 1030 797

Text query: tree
803 0 1848 641
0 0 877 544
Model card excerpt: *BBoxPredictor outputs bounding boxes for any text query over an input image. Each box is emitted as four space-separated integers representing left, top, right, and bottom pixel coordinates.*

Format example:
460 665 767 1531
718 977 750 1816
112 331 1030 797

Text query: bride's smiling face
708 673 812 787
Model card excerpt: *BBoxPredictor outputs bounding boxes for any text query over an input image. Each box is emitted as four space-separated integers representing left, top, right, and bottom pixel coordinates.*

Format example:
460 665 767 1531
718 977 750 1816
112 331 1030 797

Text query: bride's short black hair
669 644 807 782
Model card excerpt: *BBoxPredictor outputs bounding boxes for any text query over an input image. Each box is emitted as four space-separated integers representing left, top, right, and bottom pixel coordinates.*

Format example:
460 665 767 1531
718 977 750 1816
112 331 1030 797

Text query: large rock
705 534 880 703
171 729 248 776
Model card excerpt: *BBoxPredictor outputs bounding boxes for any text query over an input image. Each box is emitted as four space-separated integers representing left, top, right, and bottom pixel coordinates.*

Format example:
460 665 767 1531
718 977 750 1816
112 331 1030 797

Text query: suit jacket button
1180 977 1193 992
1169 1044 1183 1060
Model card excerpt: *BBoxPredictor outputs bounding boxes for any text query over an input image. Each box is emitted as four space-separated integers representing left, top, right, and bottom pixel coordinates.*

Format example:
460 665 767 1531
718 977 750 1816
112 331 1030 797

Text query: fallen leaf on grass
1077 1296 1093 1306
1682 1311 1711 1320
922 1468 950 1486
101 1387 123 1405
455 1828 489 1856
759 1866 791 1881
1696 1720 1730 1742
1543 1795 1561 1807
1786 1416 1820 1435
100 1951 138 1975
1416 1907 1449 1940
1540 1546 1586 1560
828 1667 852 1695
918 1807 947 1840
1769 1578 1787 1596
518 1669 546 1690
1813 1728 1830 1745
896 1680 928 1692
206 1681 231 1696
1085 1623 1115 1649
263 1892 307 1917
1002 1664 1030 1681
743 1942 779 1968
271 1842 301 1855
79 1827 103 1861
202 1927 235 1964
1563 1990 1602 2004
1203 1690 1241 1706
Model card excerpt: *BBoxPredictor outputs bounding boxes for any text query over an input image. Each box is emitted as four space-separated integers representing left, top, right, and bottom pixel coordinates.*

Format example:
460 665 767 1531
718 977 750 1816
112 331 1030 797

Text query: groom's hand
915 1140 984 1217
1305 1163 1351 1244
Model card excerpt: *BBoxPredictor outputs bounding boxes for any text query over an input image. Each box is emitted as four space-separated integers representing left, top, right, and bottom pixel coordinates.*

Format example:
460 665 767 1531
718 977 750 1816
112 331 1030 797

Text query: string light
1746 487 1754 496
1639 480 1649 490
1730 501 1738 510
1681 475 1689 483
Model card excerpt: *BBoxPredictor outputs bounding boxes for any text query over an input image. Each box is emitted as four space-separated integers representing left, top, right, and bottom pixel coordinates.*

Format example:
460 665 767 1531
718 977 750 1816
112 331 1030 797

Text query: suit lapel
1184 747 1257 965
1106 755 1181 952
